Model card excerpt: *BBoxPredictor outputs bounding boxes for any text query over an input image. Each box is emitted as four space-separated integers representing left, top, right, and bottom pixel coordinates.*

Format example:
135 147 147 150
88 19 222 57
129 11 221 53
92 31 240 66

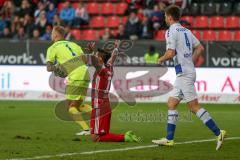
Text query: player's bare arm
158 49 175 64
46 62 67 78
46 61 54 72
81 42 101 70
108 40 120 65
192 43 204 63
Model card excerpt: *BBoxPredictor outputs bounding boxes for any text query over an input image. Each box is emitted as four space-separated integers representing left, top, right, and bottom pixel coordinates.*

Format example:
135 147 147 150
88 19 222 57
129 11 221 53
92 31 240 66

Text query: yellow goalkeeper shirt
46 40 89 81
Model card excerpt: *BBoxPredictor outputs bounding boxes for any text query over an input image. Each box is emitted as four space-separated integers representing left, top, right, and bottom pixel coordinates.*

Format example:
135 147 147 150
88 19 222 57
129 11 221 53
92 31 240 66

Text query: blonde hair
53 26 65 37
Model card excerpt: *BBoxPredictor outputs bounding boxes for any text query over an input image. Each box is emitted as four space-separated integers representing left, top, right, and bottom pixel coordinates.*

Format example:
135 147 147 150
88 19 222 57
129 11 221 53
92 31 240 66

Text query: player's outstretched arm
158 49 175 64
192 43 204 63
108 40 120 65
81 42 101 70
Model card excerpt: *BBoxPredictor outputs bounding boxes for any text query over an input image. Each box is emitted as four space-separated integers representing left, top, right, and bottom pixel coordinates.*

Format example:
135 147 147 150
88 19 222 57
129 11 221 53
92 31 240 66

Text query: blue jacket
47 9 56 24
60 8 75 22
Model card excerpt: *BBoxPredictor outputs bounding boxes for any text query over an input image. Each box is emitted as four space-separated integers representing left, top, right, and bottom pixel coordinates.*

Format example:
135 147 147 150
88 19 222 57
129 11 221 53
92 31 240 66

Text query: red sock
99 133 125 142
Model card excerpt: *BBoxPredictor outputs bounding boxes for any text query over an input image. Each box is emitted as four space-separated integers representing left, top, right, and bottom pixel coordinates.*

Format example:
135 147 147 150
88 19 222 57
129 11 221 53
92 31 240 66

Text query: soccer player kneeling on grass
82 40 141 142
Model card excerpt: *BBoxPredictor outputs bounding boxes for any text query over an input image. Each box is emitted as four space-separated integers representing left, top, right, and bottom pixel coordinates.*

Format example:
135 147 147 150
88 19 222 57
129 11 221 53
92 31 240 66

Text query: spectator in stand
100 27 115 41
141 16 153 39
46 3 56 24
40 25 51 40
34 2 46 20
163 0 187 9
150 5 165 30
32 28 40 40
0 27 12 38
22 14 34 38
0 1 15 26
115 24 126 40
11 16 21 35
13 26 26 40
17 0 33 18
158 1 166 10
142 0 158 16
0 0 6 8
0 15 6 35
124 12 141 40
137 8 144 21
64 25 73 40
47 0 58 7
32 0 52 10
12 0 21 8
73 2 89 28
126 0 142 14
52 14 64 26
35 11 47 35
60 1 75 26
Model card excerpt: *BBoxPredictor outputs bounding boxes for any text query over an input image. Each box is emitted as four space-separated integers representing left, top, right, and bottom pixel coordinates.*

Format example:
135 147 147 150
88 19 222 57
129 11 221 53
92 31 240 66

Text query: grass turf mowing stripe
4 137 240 160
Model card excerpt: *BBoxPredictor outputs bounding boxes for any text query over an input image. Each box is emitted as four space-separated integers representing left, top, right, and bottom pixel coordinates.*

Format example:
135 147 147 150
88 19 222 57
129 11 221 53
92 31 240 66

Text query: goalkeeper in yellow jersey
46 26 91 135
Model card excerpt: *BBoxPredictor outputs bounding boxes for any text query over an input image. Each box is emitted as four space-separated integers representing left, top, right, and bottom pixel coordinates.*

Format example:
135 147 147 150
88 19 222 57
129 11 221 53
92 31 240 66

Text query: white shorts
170 73 197 102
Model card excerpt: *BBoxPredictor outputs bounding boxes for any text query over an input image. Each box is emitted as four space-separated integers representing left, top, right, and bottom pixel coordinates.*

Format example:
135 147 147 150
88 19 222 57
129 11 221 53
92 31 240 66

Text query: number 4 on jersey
184 33 191 50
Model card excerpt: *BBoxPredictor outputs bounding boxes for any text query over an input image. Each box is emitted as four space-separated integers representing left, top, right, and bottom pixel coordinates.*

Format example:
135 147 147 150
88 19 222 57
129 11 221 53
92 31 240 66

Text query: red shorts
90 99 112 135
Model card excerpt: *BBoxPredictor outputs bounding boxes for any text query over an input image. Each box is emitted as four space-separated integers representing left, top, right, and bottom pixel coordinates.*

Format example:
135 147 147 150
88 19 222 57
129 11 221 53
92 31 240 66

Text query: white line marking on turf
5 137 240 160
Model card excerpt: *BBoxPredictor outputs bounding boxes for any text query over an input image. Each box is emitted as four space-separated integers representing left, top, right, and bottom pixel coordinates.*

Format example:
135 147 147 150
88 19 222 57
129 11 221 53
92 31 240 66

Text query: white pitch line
4 137 240 160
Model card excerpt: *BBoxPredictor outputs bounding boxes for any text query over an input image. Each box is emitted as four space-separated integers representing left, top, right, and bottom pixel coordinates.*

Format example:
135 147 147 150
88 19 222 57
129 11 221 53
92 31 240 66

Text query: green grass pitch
0 101 240 160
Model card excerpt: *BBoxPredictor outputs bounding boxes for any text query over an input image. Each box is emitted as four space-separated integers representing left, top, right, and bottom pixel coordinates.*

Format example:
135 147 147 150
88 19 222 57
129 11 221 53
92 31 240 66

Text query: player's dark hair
149 45 155 55
165 5 181 21
97 48 111 65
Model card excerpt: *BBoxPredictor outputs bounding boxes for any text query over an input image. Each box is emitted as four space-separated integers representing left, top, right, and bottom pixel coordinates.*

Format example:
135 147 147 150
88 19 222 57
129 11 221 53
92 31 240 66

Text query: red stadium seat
217 30 232 41
100 3 114 15
192 30 201 40
202 30 216 41
225 16 239 29
98 29 105 37
209 16 224 29
115 3 128 15
112 29 118 37
233 31 240 41
106 16 120 28
87 3 99 14
90 16 105 28
181 16 193 27
57 2 65 13
121 16 128 24
193 16 209 28
82 30 98 41
155 30 165 41
72 2 78 10
71 29 81 40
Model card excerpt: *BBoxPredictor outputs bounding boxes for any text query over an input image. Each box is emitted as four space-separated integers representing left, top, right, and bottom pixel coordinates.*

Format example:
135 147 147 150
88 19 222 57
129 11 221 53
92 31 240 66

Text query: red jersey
92 63 113 108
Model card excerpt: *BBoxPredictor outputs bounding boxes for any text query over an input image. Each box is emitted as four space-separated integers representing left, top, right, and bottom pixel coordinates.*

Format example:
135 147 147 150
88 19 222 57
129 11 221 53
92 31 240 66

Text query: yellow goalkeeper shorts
65 79 90 101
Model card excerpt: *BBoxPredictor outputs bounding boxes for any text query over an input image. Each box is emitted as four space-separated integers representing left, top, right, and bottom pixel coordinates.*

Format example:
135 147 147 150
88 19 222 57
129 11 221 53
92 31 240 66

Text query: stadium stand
217 30 232 41
0 0 239 41
155 30 165 41
209 16 224 29
202 30 216 41
193 16 209 28
71 28 81 40
234 30 240 41
82 29 98 40
225 16 239 29
192 30 201 40
86 2 99 15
